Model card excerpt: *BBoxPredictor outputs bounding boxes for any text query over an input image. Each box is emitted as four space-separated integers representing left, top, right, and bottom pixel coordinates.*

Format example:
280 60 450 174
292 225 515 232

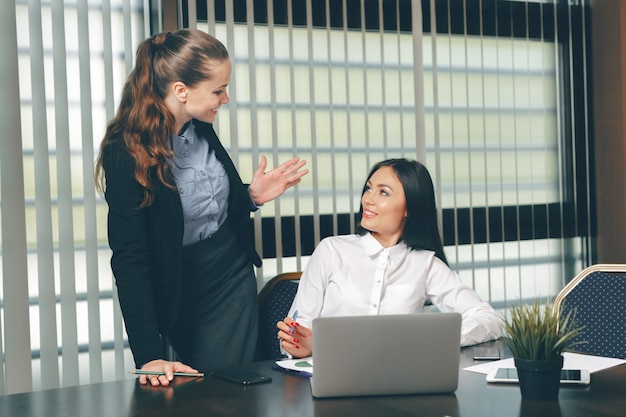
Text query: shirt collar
172 120 196 145
361 231 410 260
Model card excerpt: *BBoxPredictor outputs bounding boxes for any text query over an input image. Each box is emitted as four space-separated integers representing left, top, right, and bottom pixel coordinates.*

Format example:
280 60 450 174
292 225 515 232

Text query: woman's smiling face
360 165 408 247
183 59 231 124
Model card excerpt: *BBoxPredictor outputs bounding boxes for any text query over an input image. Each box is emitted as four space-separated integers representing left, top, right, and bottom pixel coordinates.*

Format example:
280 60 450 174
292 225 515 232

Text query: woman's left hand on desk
138 359 199 387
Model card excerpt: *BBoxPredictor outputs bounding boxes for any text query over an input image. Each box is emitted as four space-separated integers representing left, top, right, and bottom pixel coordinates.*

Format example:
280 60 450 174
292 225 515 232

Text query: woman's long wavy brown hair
95 29 229 207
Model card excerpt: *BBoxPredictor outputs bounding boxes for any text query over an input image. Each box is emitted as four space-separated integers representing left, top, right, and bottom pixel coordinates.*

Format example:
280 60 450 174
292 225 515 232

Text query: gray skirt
168 219 258 371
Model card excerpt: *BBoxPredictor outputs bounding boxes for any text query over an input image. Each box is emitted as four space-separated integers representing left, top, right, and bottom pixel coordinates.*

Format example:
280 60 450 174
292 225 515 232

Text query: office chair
554 264 626 359
256 272 302 361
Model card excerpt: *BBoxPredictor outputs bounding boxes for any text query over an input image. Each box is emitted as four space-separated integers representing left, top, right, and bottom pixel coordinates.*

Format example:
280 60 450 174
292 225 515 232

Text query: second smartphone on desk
211 368 272 385
486 367 590 385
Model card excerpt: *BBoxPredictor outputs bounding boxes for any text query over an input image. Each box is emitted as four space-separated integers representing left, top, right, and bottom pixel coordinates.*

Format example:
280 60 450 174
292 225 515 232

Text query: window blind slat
428 0 444 246
223 0 239 166
206 0 216 34
478 0 494 301
579 3 593 266
124 0 135 71
116 0 148 380
51 0 80 386
29 0 61 391
305 0 321 246
266 0 286 270
187 0 197 28
461 2 477 289
287 0 303 271
1 0 32 396
412 0 426 163
77 0 103 384
510 5 523 295
102 0 115 118
245 0 264 281
360 0 371 169
395 1 407 157
342 0 356 234
325 0 339 237
378 0 389 159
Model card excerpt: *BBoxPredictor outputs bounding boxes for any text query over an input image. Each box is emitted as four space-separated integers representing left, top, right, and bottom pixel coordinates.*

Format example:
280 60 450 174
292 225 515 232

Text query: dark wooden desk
2 341 625 417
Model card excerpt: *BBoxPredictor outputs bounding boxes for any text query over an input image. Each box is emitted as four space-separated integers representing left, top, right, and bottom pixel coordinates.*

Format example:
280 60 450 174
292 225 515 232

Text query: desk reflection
314 393 459 417
518 399 562 417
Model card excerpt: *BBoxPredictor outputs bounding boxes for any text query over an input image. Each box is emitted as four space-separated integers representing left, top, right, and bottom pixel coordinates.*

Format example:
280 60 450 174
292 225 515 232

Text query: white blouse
288 232 502 346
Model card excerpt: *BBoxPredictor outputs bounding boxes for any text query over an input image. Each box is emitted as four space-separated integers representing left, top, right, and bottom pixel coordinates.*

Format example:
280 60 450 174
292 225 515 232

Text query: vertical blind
1 0 593 394
2 0 147 394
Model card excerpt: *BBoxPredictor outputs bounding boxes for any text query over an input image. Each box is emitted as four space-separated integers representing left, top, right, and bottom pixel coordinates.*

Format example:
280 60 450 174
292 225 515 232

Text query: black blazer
103 121 261 367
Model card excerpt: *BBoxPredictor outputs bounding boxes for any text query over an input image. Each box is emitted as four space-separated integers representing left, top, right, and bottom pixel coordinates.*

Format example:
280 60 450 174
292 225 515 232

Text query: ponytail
97 29 227 207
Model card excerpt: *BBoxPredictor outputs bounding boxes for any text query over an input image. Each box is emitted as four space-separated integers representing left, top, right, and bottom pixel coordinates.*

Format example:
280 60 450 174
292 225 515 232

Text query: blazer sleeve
102 144 166 367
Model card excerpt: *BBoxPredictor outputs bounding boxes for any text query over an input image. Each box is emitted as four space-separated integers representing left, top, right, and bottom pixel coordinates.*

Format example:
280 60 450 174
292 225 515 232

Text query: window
196 0 593 302
1 0 592 393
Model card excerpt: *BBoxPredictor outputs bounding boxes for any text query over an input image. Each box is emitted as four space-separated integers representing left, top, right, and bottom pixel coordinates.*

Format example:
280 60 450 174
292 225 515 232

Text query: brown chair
256 272 301 361
554 264 626 359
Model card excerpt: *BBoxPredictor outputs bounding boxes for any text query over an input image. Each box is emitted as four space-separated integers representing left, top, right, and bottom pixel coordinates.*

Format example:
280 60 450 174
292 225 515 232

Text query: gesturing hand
249 156 308 205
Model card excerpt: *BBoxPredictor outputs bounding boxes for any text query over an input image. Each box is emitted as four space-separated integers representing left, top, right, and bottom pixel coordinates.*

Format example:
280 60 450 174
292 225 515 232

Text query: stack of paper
464 352 626 375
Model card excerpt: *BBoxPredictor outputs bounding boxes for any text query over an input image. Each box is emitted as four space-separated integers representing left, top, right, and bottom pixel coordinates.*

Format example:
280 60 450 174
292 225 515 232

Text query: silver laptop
310 313 462 398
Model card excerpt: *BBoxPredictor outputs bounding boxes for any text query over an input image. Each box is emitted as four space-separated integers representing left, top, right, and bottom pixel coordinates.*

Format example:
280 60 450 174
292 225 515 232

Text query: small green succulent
502 299 585 360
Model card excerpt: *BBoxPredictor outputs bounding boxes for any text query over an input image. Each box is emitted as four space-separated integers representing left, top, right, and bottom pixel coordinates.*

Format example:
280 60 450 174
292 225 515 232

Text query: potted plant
502 298 584 401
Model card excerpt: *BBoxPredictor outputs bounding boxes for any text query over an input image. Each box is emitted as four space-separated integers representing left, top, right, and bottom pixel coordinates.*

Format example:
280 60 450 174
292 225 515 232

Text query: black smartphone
472 346 501 360
210 368 272 385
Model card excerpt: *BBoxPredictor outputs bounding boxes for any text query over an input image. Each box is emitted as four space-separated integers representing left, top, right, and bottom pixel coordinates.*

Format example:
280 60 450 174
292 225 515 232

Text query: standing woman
95 29 307 386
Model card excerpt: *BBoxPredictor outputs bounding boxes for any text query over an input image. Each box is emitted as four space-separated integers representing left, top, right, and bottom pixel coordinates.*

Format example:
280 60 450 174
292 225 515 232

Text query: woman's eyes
365 186 389 196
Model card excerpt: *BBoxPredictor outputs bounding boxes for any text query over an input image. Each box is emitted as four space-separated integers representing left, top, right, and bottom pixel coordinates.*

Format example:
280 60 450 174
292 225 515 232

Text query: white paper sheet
464 352 626 375
275 357 314 375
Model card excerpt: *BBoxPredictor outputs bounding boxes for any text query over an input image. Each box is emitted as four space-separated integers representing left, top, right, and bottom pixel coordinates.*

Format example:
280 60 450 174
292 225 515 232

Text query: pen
130 370 205 377
290 310 299 334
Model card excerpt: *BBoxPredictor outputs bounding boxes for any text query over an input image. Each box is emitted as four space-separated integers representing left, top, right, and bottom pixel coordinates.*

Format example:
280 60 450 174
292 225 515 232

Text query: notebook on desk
310 312 462 398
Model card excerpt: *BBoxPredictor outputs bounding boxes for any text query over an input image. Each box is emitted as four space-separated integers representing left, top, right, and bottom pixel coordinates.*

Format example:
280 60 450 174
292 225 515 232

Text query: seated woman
277 158 502 358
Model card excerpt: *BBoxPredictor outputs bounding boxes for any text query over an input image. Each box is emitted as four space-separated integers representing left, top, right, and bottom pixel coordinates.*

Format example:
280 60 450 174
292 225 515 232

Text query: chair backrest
554 264 626 359
256 272 301 361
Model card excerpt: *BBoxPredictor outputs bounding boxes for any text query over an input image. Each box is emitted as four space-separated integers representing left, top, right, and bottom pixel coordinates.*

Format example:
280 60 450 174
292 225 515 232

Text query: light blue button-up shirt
169 121 230 246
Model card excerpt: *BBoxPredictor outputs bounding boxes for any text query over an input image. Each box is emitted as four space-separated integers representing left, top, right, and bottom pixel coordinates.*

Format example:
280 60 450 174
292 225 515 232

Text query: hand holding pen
277 310 313 358
133 359 201 387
